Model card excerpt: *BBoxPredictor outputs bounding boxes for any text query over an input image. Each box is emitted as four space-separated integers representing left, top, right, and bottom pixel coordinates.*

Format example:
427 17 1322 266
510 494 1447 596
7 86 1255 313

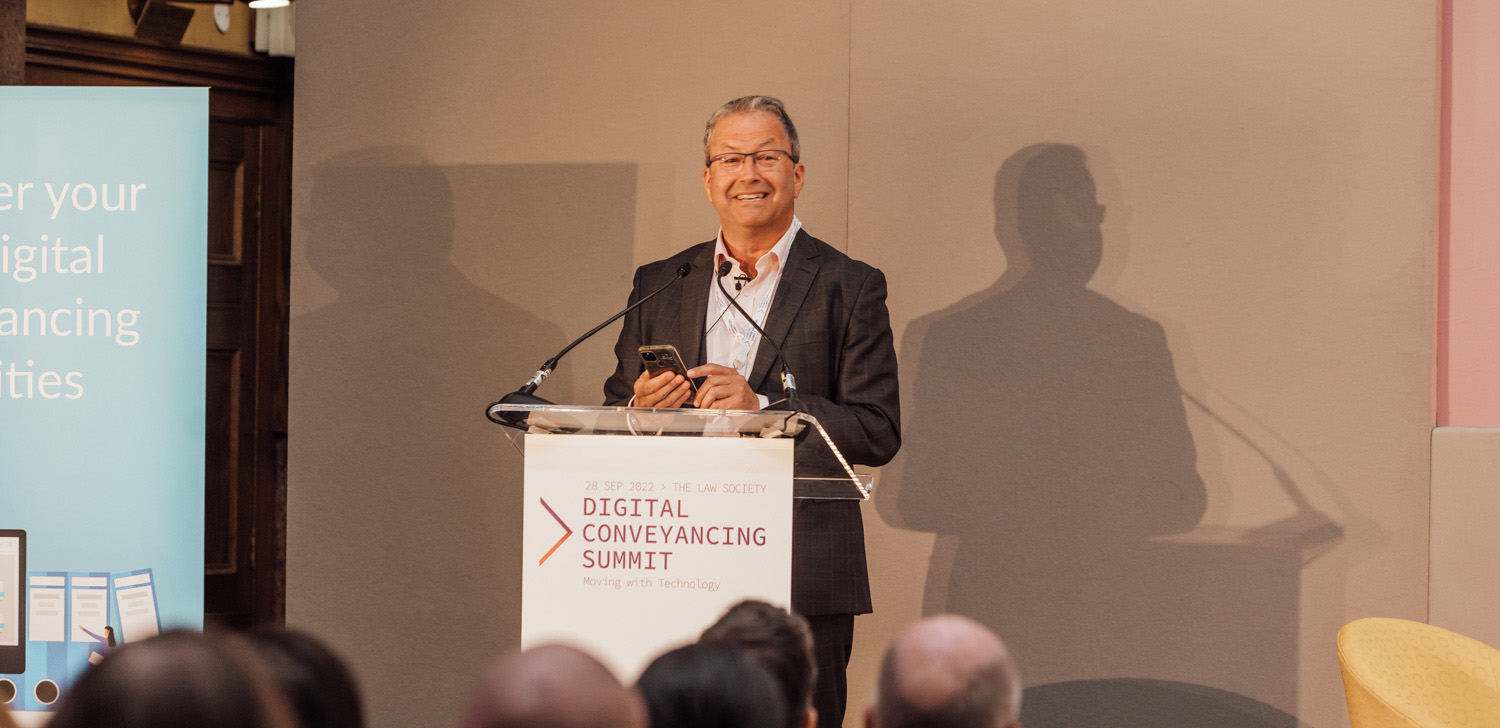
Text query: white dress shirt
705 216 801 409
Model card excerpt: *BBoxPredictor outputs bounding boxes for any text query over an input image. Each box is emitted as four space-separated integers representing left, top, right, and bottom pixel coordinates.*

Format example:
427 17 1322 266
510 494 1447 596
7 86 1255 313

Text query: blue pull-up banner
0 87 207 713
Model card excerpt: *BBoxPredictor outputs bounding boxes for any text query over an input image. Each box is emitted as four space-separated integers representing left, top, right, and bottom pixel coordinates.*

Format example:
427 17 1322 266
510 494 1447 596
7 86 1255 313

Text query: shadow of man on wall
893 144 1301 727
293 149 573 727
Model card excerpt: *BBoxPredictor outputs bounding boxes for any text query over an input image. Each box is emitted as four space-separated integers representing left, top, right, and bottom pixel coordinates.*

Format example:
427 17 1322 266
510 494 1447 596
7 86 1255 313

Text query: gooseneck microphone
714 260 802 411
487 262 693 423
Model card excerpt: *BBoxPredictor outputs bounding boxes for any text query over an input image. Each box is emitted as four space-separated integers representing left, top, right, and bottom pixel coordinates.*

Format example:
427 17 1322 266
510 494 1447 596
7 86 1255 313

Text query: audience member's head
870 615 1022 728
460 644 643 728
246 628 365 728
637 642 786 728
699 600 817 728
0 701 19 728
47 629 295 728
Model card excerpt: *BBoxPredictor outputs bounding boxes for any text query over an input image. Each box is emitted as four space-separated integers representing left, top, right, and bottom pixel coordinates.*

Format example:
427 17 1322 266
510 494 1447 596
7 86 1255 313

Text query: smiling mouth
734 193 767 201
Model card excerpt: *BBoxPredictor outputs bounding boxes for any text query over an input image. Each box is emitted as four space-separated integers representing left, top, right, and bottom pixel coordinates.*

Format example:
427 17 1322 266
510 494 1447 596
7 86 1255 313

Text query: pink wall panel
1442 0 1500 426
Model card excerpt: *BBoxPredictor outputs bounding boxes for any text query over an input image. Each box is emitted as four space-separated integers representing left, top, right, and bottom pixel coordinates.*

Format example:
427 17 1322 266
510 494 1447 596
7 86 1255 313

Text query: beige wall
1430 427 1500 647
289 3 1437 728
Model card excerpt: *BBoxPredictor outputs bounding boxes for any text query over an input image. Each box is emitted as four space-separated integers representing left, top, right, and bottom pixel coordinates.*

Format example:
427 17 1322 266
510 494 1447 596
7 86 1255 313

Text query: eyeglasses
706 149 797 171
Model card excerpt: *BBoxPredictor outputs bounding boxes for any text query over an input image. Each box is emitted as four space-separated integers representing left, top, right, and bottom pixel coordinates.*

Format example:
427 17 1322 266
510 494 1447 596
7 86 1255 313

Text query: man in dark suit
603 96 901 728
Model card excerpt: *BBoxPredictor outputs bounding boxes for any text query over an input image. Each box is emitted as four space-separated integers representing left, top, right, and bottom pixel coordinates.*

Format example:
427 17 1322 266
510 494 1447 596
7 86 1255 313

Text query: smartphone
638 344 699 398
0 530 24 675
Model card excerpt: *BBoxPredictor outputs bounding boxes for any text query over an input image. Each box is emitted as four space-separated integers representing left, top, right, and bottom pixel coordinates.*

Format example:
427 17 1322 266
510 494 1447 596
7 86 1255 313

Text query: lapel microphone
715 260 801 410
704 269 746 339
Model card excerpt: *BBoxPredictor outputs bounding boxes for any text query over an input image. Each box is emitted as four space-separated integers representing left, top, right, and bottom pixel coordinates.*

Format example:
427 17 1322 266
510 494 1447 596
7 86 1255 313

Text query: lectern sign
521 434 793 678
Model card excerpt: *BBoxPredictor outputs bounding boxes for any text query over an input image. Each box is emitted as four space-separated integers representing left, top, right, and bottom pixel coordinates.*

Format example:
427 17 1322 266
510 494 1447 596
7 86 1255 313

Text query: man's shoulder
791 230 881 279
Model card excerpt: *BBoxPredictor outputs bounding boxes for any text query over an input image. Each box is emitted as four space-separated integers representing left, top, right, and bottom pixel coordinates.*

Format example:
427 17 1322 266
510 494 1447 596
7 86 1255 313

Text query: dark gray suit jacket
604 230 901 616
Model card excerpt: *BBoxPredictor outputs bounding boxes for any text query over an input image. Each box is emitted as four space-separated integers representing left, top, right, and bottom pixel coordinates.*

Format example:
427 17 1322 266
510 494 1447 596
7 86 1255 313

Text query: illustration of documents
27 575 66 644
111 570 160 643
68 575 109 644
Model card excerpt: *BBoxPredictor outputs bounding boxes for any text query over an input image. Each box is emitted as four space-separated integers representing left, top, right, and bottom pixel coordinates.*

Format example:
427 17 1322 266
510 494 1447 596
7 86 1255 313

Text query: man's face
702 111 805 240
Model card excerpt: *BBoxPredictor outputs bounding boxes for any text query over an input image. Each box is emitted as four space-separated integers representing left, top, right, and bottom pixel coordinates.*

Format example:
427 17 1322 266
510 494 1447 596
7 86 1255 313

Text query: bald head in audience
869 615 1022 728
459 645 644 728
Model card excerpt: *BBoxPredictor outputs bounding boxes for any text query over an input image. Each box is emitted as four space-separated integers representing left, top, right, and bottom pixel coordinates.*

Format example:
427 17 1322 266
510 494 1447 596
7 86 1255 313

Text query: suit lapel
748 230 821 390
674 243 716 368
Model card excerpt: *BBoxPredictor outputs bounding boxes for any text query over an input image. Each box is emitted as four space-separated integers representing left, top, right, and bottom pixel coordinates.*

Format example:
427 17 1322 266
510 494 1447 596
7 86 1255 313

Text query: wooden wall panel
1 0 23 84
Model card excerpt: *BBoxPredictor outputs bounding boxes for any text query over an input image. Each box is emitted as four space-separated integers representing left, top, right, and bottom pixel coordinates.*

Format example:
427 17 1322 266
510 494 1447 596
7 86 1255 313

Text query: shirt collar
715 216 801 277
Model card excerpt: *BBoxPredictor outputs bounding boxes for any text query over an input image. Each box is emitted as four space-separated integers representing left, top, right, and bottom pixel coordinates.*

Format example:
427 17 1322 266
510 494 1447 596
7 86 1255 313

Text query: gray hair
874 616 1023 728
703 96 801 165
876 650 1022 728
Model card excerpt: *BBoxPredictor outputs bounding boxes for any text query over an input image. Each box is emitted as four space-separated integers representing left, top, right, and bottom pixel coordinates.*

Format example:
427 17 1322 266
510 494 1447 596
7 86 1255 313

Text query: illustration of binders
26 574 65 645
68 574 111 670
21 572 67 710
8 571 127 711
111 569 161 644
0 568 163 711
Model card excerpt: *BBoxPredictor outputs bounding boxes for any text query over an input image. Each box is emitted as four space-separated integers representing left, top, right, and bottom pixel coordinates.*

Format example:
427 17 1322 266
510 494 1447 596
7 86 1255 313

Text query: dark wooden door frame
24 24 293 628
1 0 23 84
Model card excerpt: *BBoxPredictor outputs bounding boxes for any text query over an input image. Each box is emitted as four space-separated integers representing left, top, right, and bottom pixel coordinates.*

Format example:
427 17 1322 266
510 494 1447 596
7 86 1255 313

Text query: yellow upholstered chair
1337 617 1500 728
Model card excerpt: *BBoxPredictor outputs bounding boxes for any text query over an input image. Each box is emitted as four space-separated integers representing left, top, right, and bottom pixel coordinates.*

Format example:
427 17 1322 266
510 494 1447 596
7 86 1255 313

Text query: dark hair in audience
699 600 815 728
48 629 294 728
636 643 786 728
246 628 365 728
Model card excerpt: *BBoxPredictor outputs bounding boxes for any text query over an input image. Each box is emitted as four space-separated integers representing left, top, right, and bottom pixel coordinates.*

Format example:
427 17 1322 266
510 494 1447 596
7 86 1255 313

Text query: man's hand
688 364 760 410
634 369 692 409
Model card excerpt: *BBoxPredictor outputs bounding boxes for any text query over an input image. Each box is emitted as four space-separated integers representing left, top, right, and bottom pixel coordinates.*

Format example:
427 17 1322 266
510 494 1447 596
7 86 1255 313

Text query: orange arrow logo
538 498 572 566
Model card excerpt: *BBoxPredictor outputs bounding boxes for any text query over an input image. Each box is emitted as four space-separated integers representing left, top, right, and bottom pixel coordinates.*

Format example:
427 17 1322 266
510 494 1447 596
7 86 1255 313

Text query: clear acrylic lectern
487 403 874 500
